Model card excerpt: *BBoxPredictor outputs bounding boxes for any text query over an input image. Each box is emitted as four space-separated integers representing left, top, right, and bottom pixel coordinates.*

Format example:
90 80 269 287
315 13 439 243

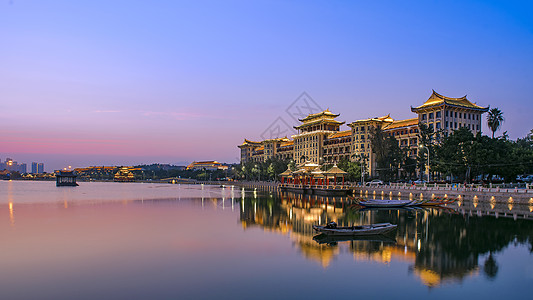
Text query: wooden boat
358 199 413 208
312 222 397 236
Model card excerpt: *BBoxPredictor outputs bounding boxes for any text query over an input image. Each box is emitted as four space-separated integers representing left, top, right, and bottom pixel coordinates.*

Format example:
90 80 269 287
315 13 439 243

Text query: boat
313 233 397 245
357 199 413 208
312 222 397 236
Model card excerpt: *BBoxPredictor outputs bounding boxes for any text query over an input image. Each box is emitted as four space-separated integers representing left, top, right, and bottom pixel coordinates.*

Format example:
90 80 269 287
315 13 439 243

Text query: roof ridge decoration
298 109 340 122
411 90 488 111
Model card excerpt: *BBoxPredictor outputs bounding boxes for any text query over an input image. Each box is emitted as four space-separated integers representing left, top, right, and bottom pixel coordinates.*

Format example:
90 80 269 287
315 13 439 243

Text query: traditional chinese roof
324 164 347 175
298 109 339 122
327 130 351 139
383 118 418 130
297 161 320 171
348 114 394 127
411 90 488 112
279 168 293 176
294 109 345 130
279 140 294 147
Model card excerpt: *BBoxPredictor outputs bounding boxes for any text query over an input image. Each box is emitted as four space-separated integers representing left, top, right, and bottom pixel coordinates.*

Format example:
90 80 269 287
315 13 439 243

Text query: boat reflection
313 233 397 245
238 191 533 287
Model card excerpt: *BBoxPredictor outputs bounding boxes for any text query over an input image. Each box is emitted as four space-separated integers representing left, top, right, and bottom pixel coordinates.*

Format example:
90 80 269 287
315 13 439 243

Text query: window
477 125 480 130
446 121 448 128
445 110 449 117
436 122 441 129
436 111 441 118
429 113 434 119
455 112 457 118
361 144 365 149
421 114 427 120
454 122 458 129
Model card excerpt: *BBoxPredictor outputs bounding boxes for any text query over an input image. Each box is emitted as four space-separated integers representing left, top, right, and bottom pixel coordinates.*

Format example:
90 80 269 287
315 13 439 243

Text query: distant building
31 162 44 174
3 158 27 173
114 167 139 182
186 161 229 171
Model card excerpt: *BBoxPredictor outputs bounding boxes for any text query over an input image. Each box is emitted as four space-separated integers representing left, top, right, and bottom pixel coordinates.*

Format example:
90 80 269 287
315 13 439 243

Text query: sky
1 0 532 172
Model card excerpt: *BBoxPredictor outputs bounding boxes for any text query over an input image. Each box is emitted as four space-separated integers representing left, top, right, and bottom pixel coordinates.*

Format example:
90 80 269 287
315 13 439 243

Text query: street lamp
419 144 430 182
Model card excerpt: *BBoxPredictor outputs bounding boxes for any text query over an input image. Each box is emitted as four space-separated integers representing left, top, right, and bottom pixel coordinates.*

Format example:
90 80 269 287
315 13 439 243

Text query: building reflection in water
238 191 533 287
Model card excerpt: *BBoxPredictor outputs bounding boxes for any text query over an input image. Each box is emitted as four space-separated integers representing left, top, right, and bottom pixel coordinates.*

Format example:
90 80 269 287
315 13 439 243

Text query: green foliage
370 126 404 181
487 108 504 138
434 127 533 182
234 157 291 181
337 157 361 182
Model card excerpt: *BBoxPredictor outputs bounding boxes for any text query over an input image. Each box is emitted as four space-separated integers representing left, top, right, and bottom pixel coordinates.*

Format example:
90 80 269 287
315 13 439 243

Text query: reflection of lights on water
508 203 513 211
409 193 413 200
508 197 513 203
473 196 478 208
9 202 14 226
417 239 421 251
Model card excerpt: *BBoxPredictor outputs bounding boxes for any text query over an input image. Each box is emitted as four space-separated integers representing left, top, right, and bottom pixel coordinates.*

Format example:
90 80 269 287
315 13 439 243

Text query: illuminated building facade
186 161 229 171
238 91 489 177
411 90 488 137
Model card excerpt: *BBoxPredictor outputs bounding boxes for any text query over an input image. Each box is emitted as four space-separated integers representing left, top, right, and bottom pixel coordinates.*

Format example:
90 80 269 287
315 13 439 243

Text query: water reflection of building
238 191 533 287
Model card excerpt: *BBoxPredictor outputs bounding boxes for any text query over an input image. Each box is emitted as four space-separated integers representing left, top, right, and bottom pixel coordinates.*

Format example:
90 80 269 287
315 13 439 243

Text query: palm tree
487 108 504 138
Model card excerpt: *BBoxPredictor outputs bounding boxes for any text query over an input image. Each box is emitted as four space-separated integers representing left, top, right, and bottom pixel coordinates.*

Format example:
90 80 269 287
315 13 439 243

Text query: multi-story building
2 158 27 173
411 90 488 137
239 91 489 177
31 162 45 174
238 137 294 163
293 110 345 164
186 161 229 171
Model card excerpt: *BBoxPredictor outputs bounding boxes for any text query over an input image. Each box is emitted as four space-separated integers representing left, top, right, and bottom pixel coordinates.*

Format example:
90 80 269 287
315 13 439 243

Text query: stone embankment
356 183 533 204
196 181 280 192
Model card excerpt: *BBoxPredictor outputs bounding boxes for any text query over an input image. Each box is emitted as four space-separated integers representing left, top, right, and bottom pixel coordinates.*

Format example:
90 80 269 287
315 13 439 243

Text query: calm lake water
1 181 532 299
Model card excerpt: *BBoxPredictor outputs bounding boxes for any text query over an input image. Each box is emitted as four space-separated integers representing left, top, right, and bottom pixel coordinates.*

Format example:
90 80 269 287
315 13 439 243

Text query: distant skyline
1 1 532 171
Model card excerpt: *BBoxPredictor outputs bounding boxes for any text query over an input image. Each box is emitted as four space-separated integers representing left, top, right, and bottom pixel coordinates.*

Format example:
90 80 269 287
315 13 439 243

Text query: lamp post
419 144 430 182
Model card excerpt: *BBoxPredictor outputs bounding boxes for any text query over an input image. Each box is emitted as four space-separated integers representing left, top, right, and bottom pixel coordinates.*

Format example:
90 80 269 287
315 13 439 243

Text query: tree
487 108 504 138
417 122 436 180
370 126 403 181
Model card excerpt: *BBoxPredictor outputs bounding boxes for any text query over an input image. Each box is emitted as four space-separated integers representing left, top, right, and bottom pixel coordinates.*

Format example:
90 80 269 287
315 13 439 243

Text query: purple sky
1 0 532 171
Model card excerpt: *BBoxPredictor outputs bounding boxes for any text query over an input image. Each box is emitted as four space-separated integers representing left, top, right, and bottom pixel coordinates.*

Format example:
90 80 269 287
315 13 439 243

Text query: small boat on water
358 199 413 208
312 222 397 236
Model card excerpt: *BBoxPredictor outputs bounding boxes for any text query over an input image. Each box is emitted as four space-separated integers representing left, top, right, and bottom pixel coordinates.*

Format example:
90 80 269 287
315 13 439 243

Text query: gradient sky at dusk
1 0 532 171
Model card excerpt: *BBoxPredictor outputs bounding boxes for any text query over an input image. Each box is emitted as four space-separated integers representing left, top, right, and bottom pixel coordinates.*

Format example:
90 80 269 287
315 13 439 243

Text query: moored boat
312 222 397 236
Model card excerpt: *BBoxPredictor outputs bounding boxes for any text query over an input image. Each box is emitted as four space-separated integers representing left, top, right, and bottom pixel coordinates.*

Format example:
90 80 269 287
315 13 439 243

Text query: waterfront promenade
198 180 533 205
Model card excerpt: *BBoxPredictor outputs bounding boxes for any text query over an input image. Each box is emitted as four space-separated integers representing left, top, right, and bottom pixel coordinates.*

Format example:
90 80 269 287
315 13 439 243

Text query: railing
280 183 350 190
364 182 533 194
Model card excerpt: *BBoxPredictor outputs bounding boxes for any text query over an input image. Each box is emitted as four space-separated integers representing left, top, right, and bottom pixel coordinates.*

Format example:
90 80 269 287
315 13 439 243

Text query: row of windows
354 125 372 132
422 110 480 121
